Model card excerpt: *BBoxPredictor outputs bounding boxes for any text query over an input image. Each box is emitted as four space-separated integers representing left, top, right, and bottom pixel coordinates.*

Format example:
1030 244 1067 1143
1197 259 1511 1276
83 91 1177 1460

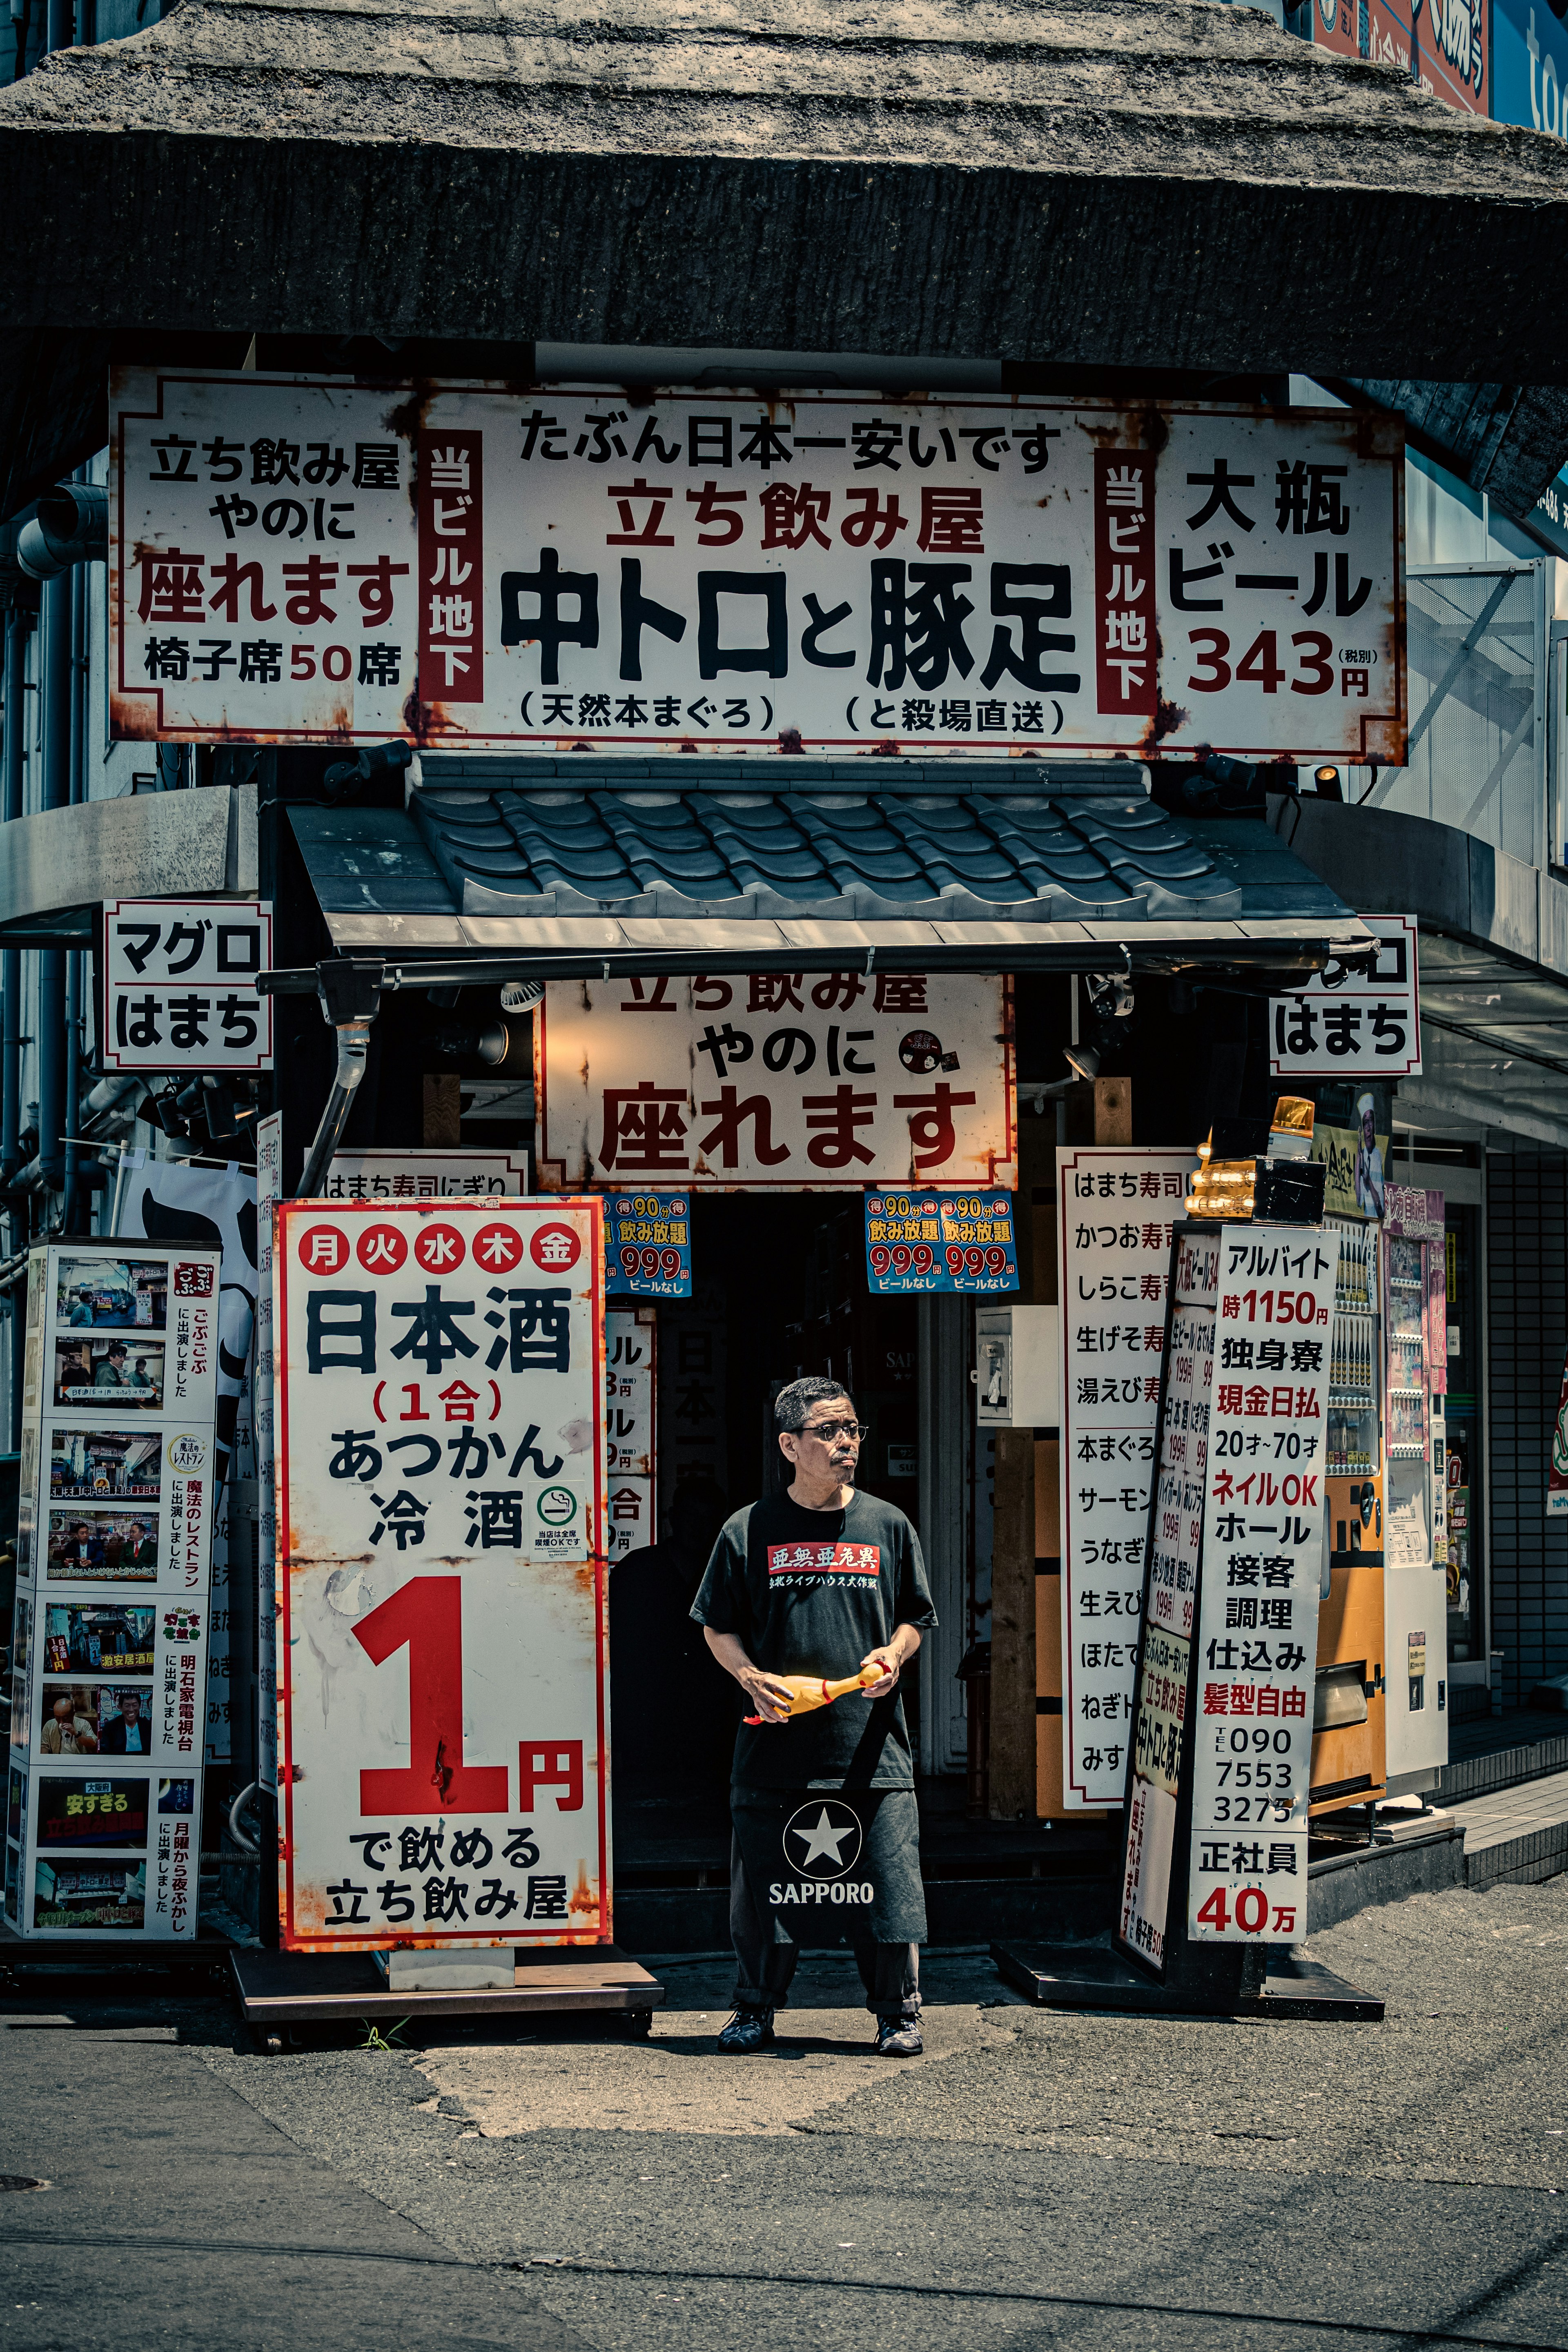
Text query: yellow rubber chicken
744 1664 885 1724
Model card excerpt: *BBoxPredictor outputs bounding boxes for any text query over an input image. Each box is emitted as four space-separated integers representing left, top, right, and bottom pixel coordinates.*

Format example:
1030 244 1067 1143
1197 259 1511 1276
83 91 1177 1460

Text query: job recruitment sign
274 1199 609 1952
111 370 1404 761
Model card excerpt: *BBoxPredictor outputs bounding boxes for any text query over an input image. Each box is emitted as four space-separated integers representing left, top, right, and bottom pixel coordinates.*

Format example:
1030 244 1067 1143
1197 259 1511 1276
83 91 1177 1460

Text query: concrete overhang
4 0 1568 517
0 784 258 943
1272 795 1568 1150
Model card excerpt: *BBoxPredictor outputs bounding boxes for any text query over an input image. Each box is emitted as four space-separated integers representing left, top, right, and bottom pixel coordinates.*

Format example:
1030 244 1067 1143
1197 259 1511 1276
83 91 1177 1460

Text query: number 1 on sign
353 1576 509 1814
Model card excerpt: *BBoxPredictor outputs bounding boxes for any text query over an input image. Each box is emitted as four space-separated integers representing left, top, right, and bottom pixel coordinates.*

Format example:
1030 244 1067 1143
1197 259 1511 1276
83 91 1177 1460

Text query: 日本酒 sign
275 1200 609 1952
535 971 1013 1191
111 370 1404 760
101 899 273 1074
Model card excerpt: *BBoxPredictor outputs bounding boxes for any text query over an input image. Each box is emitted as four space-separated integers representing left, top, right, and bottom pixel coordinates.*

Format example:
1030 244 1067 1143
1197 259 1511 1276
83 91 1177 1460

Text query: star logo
783 1798 862 1878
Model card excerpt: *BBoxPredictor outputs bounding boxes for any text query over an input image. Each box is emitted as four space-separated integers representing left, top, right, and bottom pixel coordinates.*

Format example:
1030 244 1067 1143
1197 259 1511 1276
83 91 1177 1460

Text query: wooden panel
422 1071 461 1144
1093 1075 1133 1144
989 1427 1036 1821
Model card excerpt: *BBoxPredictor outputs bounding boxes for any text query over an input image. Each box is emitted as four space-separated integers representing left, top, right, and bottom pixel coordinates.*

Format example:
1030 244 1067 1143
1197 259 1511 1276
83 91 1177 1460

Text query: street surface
2 1881 1567 2350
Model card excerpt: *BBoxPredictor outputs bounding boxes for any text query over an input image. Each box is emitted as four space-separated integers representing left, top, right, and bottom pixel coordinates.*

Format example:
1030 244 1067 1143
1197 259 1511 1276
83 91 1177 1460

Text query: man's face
120 1694 140 1725
787 1400 864 1481
51 1698 73 1726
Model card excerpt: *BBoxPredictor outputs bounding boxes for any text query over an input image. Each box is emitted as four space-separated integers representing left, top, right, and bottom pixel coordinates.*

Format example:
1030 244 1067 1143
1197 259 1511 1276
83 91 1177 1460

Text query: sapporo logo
783 1798 863 1878
537 1487 578 1526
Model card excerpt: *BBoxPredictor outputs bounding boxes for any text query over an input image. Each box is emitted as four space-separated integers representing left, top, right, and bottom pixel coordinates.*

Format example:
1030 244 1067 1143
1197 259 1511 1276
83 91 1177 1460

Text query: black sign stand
992 1219 1383 2021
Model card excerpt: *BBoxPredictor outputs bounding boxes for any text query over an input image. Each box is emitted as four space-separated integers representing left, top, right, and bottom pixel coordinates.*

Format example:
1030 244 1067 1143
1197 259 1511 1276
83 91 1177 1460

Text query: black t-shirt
690 1488 937 1791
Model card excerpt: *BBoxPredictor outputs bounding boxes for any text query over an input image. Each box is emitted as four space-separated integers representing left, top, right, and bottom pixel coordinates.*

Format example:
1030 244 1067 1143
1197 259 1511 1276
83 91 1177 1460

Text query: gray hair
773 1376 851 1433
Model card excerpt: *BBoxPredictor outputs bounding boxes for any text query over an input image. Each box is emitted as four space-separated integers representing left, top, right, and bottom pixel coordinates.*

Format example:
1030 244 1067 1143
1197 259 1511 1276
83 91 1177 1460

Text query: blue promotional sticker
604 1191 693 1298
865 1191 1018 1295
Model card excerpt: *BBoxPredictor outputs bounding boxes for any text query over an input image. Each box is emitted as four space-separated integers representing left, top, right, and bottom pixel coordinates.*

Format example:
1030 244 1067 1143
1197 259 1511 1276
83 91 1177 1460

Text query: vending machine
1381 1185 1450 1794
1314 1214 1387 1815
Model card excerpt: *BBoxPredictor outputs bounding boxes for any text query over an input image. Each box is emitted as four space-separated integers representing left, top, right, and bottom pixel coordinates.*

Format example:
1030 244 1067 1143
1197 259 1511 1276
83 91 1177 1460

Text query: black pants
728 1824 921 2022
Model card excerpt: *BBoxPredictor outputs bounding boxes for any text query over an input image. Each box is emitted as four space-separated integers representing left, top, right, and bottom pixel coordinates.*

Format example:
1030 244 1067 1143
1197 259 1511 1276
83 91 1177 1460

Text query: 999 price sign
275 1199 610 1953
864 1191 1018 1295
604 1190 692 1300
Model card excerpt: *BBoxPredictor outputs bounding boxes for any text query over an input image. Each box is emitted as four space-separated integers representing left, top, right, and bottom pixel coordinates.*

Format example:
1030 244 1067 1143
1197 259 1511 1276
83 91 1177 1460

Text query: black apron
731 1786 927 1945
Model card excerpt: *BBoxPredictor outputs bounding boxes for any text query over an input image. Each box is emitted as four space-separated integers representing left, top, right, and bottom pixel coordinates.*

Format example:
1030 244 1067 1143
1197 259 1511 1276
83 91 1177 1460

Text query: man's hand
859 1645 901 1694
738 1664 796 1725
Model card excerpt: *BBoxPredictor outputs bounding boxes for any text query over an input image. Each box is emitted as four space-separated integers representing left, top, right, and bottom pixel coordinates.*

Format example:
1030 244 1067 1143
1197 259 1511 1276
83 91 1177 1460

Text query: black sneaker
717 2008 775 2053
874 2017 923 2056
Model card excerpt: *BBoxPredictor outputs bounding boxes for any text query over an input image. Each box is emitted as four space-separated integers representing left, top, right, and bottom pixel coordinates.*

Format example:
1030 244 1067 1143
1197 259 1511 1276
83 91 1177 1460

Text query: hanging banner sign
604 1191 693 1298
536 971 1014 1191
275 1198 609 1951
1058 1148 1196 1810
6 1241 220 1942
1549 1347 1568 1519
1187 1225 1338 1944
111 370 1405 760
605 1307 656 1559
100 899 273 1074
1270 915 1420 1080
864 1190 1018 1295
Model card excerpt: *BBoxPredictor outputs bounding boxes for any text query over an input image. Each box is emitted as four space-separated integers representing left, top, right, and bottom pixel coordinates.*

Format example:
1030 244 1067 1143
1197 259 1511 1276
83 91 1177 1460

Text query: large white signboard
112 371 1405 760
1058 1147 1196 1811
275 1198 609 1951
604 1307 656 1563
536 970 1014 1191
6 1242 219 1942
1270 914 1420 1079
1187 1225 1338 1944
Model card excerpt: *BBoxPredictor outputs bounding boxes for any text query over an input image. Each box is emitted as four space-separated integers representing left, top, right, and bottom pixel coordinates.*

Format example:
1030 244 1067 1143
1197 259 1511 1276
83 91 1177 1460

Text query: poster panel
1186 1225 1339 1942
1116 1227 1218 1972
604 1190 693 1299
1312 0 1485 109
254 1114 281 1793
865 1189 1019 1296
112 372 1405 761
537 971 1013 1191
275 1199 609 1950
1058 1149 1196 1809
5 1242 219 1942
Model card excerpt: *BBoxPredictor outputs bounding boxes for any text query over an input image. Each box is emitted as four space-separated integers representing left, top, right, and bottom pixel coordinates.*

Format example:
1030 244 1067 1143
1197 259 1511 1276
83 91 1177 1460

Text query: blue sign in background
865 1191 1019 1296
604 1190 693 1298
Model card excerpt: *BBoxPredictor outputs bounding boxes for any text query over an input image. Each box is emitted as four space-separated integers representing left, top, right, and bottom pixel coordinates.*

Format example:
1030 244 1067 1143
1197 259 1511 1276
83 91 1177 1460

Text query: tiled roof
409 758 1265 923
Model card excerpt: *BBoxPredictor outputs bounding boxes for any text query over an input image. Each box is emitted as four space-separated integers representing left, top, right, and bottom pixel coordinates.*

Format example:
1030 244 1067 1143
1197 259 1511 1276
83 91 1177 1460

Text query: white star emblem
792 1806 855 1867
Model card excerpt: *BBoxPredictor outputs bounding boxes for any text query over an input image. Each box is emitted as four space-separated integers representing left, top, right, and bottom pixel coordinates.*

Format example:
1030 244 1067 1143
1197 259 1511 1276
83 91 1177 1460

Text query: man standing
692 1376 937 2058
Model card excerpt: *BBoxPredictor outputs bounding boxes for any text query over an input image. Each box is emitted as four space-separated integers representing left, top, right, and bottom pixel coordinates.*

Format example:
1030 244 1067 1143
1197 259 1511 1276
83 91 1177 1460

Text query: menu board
7 1243 220 1939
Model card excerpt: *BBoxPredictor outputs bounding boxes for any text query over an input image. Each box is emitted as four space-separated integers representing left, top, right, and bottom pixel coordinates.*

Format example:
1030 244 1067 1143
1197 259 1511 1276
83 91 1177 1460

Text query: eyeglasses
798 1419 868 1443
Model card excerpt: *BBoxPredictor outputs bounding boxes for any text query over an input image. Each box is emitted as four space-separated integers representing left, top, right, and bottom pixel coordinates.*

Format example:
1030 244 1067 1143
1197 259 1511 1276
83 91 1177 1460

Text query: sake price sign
275 1199 610 1951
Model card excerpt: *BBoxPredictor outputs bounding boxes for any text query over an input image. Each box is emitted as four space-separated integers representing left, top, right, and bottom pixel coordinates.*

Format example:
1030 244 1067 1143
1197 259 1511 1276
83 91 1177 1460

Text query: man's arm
702 1628 797 1724
859 1621 923 1693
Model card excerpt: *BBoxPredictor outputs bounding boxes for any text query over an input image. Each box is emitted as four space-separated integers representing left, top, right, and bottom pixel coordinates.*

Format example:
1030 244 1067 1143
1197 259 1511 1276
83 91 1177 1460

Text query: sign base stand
990 1938 1382 2021
229 1944 665 2038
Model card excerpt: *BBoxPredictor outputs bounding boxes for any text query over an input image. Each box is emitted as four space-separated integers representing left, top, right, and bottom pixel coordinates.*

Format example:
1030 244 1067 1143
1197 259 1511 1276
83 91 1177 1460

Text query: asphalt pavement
3 1881 1567 2351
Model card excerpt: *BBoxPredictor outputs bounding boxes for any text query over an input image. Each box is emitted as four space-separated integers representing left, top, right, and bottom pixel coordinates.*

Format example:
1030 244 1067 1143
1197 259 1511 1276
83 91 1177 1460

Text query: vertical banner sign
1094 451 1158 720
275 1199 608 1951
1059 1149 1195 1810
4 1242 219 1941
605 1308 656 1560
1118 1229 1219 1972
1187 1225 1338 1943
254 1113 281 1795
417 430 483 705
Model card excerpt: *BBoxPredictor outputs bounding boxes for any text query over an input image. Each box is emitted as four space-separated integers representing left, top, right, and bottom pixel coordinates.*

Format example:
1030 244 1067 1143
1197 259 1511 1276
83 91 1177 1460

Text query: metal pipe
37 949 63 1191
61 951 79 1229
40 572 68 811
295 1022 374 1198
44 0 68 48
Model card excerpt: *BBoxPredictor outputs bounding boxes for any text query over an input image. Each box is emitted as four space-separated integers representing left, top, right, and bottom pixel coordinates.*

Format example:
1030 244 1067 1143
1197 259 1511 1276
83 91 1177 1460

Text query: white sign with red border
274 1198 609 1952
536 970 1014 1191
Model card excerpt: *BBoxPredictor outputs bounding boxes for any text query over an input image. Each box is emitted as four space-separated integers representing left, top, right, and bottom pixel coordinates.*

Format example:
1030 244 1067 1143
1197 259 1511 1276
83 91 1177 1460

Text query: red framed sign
274 1198 609 1952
